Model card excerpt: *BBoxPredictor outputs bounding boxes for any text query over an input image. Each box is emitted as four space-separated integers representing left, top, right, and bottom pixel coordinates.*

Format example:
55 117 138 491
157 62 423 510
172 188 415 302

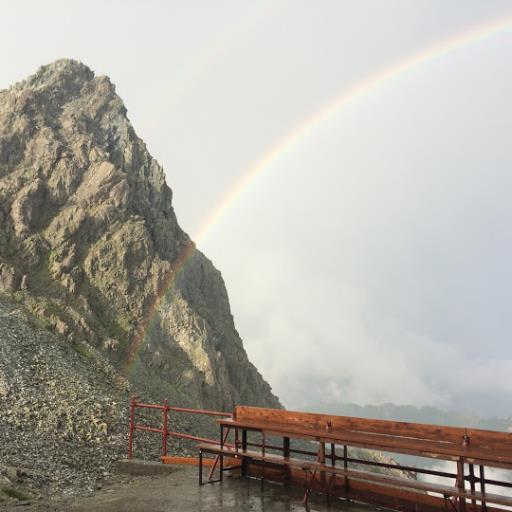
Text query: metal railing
128 397 232 459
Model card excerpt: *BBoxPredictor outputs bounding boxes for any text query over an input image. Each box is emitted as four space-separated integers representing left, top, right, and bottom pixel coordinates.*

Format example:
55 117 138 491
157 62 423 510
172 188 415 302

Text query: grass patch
73 342 93 359
2 487 31 501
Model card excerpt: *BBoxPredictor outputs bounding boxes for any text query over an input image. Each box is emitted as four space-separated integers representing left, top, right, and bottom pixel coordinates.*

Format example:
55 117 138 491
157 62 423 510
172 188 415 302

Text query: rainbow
193 15 512 245
122 15 512 377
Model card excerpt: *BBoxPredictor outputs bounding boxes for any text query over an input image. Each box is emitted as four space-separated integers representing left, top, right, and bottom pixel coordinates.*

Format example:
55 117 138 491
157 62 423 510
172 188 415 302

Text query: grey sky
2 0 512 416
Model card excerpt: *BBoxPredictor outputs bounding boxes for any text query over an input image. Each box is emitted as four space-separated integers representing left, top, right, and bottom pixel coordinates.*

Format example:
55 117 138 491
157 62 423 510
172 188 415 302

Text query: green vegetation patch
1 487 31 501
73 342 93 359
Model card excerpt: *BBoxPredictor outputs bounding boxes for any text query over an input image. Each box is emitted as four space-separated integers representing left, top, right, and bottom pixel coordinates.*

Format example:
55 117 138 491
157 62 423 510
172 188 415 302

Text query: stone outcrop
0 59 278 412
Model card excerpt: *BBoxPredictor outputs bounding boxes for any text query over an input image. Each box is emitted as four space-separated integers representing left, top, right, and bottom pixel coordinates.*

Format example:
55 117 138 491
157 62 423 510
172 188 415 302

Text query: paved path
68 467 377 512
13 466 377 512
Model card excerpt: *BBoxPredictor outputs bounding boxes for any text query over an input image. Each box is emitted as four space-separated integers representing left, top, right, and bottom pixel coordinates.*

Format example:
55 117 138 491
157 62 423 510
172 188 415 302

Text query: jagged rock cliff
0 59 279 410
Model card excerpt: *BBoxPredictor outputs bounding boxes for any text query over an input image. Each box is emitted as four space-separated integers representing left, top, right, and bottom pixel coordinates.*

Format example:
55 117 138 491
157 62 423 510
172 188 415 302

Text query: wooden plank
249 466 506 512
230 408 512 460
161 455 239 467
198 444 512 508
219 418 512 466
233 406 511 448
221 406 512 509
234 406 512 448
197 444 457 495
234 405 465 441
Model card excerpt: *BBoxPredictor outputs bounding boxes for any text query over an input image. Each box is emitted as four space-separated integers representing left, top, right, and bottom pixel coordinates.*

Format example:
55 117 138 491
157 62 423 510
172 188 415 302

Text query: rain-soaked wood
197 442 512 508
246 465 506 512
469 464 477 508
220 417 512 468
208 406 512 511
233 406 512 450
221 408 512 467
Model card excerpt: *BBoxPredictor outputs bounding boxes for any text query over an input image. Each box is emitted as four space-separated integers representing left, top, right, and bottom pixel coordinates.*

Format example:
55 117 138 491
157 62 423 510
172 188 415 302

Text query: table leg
219 424 224 482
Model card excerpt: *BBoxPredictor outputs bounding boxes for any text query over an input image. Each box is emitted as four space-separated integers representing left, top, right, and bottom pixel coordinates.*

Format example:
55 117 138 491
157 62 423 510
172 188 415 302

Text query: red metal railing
128 396 233 459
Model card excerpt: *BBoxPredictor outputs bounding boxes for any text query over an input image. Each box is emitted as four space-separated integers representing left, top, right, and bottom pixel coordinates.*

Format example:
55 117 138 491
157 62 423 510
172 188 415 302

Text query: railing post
162 398 169 457
128 396 137 459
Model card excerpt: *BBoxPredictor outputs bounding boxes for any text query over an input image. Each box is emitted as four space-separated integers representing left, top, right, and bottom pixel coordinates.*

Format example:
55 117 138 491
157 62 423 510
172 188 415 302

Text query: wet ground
10 467 381 512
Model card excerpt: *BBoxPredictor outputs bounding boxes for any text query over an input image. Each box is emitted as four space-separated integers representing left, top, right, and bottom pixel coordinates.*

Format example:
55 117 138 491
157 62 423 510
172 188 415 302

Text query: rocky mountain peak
19 59 95 90
0 60 279 412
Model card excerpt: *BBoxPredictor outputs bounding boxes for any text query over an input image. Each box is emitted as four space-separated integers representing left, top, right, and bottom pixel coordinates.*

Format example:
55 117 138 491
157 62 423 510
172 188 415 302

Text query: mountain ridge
0 58 279 409
0 58 279 496
301 401 512 432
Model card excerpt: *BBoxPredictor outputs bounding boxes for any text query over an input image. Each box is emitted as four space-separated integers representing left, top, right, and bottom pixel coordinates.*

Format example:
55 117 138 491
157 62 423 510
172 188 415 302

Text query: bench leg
444 496 458 512
303 474 310 507
199 449 224 485
199 450 203 486
480 466 488 512
241 429 248 477
303 487 311 508
209 427 231 481
456 460 466 512
326 472 336 503
260 432 266 491
468 464 477 510
343 445 350 502
283 465 292 486
303 469 313 509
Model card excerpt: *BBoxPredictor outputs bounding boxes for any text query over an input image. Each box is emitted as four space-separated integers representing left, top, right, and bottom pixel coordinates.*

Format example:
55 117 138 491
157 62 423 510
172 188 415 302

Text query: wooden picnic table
198 406 512 511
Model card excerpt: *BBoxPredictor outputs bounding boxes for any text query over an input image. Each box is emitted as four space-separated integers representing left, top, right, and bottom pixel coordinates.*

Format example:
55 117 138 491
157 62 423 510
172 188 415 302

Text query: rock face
0 60 279 410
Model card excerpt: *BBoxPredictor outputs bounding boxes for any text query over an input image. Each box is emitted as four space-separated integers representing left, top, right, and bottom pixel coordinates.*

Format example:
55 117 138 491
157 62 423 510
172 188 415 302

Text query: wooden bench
230 406 512 467
198 406 512 511
197 443 512 509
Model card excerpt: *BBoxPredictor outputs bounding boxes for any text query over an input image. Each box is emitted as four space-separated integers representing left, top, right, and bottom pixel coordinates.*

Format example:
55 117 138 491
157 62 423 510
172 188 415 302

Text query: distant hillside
302 401 512 432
